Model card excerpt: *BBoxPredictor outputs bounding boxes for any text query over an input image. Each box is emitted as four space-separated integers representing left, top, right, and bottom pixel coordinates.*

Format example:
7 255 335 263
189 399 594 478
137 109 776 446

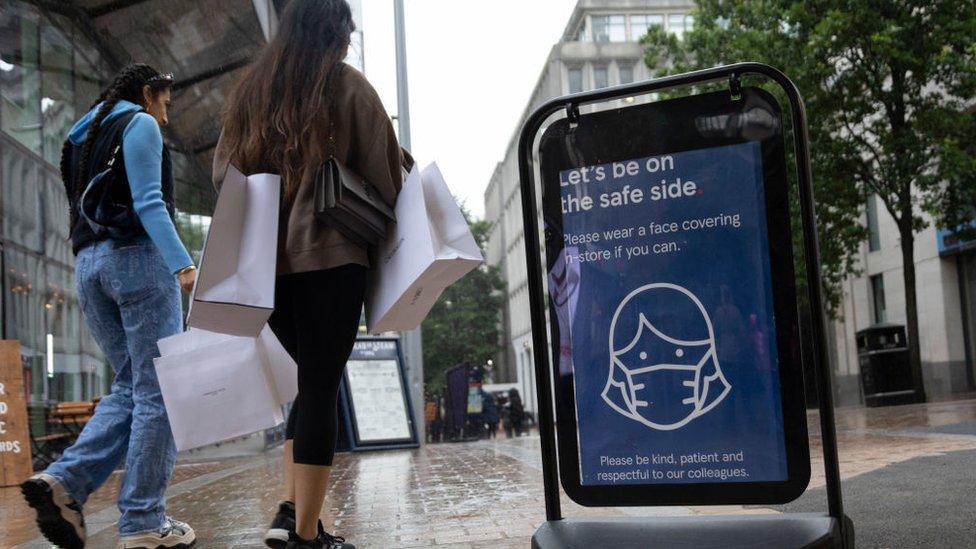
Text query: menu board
344 339 414 444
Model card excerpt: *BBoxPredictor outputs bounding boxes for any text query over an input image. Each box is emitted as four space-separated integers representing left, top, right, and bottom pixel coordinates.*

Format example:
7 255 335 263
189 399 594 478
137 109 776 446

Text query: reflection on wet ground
4 398 976 548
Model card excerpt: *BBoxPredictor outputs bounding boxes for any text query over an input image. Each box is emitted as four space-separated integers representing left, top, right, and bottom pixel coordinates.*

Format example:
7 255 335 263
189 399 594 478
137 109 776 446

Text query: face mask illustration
602 283 731 430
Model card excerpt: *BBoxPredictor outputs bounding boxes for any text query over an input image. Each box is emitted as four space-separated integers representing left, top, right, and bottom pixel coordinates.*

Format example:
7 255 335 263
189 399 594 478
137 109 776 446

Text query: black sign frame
516 63 847 529
538 87 809 506
339 336 419 451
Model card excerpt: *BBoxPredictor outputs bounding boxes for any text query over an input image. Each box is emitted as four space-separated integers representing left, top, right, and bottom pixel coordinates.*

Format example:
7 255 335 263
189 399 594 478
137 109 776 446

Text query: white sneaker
21 473 86 549
118 517 196 548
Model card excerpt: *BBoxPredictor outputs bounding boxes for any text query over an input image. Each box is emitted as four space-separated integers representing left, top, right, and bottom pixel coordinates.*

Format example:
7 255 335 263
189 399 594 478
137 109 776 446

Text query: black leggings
269 264 366 466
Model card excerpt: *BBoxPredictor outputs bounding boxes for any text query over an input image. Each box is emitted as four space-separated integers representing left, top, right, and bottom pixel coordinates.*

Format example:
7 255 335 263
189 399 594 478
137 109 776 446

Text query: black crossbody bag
312 67 395 249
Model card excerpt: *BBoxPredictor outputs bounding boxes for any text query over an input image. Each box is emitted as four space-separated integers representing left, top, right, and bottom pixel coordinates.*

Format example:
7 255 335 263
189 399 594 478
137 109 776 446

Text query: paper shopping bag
187 164 280 337
365 162 483 333
154 325 297 451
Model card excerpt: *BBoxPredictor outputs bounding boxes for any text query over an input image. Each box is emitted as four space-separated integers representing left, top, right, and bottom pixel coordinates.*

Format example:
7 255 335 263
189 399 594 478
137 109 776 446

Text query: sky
360 0 580 218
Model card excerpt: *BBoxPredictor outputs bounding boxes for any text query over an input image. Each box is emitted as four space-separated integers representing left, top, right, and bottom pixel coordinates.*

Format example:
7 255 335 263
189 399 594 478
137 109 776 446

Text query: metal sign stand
517 63 853 548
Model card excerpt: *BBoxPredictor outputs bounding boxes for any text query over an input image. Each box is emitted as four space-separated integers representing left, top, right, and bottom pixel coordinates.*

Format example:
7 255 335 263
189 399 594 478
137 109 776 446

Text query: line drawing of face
602 283 731 430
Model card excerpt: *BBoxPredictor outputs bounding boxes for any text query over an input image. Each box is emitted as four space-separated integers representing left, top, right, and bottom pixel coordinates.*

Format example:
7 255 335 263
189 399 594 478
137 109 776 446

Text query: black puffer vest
65 110 176 254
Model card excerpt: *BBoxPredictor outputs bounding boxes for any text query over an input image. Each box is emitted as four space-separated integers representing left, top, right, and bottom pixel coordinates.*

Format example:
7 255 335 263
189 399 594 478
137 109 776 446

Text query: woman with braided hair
21 63 197 549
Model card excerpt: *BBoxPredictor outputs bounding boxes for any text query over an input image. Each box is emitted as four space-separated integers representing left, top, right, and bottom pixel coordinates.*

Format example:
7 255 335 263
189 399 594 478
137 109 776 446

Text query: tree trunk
898 220 927 402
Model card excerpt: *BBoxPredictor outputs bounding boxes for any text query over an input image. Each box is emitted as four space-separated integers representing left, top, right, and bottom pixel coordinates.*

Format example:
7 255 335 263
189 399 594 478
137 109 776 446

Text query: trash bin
856 323 923 407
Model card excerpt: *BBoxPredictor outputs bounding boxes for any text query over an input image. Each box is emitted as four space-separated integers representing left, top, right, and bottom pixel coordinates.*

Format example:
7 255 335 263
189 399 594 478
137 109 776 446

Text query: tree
643 0 976 400
421 208 506 393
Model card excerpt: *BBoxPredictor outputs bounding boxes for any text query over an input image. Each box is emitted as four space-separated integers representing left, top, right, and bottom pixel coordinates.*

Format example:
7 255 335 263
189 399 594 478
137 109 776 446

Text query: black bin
856 323 923 407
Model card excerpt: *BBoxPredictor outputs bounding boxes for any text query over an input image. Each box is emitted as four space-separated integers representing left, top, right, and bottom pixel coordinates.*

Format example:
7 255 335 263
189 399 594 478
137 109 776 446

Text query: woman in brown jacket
213 1 405 547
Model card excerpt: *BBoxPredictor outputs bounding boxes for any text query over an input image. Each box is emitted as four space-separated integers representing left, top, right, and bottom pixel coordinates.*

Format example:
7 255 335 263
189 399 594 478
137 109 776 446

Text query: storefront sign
343 338 416 446
539 89 809 505
937 221 976 256
1 340 33 486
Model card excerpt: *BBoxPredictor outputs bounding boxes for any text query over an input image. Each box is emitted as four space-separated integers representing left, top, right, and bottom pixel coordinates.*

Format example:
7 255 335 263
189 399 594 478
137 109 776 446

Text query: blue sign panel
539 88 809 506
937 221 976 255
556 143 787 486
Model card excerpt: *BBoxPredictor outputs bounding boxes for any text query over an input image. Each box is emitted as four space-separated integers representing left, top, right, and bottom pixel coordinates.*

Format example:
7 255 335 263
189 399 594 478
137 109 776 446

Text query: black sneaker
264 501 296 548
21 473 86 549
285 530 355 549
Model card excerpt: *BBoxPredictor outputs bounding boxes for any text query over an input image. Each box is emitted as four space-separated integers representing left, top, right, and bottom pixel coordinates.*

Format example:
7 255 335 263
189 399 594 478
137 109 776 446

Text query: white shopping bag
154 325 297 451
187 164 280 337
365 162 483 333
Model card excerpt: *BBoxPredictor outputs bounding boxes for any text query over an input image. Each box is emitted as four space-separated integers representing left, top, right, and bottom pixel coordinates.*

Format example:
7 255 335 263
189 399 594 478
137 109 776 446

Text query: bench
29 398 101 470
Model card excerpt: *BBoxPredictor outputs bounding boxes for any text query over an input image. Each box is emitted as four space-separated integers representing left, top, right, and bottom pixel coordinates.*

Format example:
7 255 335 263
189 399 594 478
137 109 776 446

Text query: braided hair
63 63 173 228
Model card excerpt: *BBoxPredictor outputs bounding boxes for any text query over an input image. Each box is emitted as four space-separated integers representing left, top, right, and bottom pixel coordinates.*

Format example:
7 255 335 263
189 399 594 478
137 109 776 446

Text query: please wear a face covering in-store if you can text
551 142 789 486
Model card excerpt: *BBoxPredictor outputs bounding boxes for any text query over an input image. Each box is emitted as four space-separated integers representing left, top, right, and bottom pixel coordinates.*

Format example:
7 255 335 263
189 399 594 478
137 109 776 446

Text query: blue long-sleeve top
69 100 193 273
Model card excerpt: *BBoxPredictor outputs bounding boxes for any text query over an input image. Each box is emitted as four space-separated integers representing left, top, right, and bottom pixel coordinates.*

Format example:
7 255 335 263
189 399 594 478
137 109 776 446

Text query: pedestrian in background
22 63 197 549
509 389 526 437
214 1 407 547
482 391 500 439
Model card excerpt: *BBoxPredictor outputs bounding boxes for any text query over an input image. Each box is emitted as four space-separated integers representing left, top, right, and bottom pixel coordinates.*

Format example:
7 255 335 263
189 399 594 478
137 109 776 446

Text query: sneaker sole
118 537 197 549
21 479 85 549
264 527 289 549
119 543 196 549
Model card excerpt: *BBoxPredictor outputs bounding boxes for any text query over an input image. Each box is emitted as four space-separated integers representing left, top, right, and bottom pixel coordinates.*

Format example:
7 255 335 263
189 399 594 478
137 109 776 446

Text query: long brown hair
221 0 355 202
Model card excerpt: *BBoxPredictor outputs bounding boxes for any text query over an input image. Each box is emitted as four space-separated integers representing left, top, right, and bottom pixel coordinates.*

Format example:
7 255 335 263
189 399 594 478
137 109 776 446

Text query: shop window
1 2 42 155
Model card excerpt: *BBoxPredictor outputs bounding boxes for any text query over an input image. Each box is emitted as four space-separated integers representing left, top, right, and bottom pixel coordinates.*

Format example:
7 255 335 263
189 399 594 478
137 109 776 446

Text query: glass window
618 64 634 85
73 51 103 117
45 262 83 400
2 138 44 251
568 67 583 94
4 247 45 392
1 3 42 154
866 194 881 251
630 14 664 39
591 15 625 42
43 169 71 264
593 66 608 89
40 19 74 166
870 274 886 324
668 14 694 39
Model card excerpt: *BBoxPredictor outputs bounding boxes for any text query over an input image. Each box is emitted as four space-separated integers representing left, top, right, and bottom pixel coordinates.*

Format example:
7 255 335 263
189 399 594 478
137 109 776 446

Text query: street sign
517 63 853 548
339 337 419 450
540 88 808 506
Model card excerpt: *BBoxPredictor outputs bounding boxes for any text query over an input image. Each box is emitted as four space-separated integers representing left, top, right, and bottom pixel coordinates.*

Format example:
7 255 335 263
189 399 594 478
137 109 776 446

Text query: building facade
1 0 270 445
829 199 976 406
483 0 695 414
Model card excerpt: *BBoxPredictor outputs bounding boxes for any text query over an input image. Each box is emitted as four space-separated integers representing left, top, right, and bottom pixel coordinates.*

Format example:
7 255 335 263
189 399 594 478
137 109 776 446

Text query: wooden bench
30 399 100 470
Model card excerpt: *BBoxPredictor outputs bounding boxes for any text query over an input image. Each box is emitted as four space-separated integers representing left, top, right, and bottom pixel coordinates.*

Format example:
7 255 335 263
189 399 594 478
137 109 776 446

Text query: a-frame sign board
517 63 853 548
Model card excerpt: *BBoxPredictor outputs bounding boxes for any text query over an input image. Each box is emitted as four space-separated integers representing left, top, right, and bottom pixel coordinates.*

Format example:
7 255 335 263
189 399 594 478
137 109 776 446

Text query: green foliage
642 0 976 314
421 207 506 393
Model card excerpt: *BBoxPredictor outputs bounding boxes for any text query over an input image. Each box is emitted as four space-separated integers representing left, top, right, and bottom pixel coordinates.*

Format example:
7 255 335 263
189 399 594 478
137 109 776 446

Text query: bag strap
326 64 346 160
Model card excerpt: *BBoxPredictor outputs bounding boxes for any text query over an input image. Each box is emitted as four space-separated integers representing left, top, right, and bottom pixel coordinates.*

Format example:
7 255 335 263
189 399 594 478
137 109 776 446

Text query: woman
214 1 405 548
21 64 198 549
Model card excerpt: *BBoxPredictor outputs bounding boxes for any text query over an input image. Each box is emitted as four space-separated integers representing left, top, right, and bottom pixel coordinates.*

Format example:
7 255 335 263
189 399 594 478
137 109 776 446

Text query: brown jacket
212 64 405 275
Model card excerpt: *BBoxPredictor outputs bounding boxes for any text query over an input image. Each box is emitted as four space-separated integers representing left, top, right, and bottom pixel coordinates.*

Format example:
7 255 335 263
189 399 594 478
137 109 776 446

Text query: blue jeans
45 236 183 535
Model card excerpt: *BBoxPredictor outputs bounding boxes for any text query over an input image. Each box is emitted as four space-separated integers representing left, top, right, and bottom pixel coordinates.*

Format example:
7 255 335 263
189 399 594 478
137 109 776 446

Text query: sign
342 338 417 447
1 340 33 486
937 220 976 256
539 89 809 506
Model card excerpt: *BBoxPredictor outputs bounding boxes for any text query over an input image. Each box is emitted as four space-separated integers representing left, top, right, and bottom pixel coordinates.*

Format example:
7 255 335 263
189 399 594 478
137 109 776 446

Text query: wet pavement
4 398 976 548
